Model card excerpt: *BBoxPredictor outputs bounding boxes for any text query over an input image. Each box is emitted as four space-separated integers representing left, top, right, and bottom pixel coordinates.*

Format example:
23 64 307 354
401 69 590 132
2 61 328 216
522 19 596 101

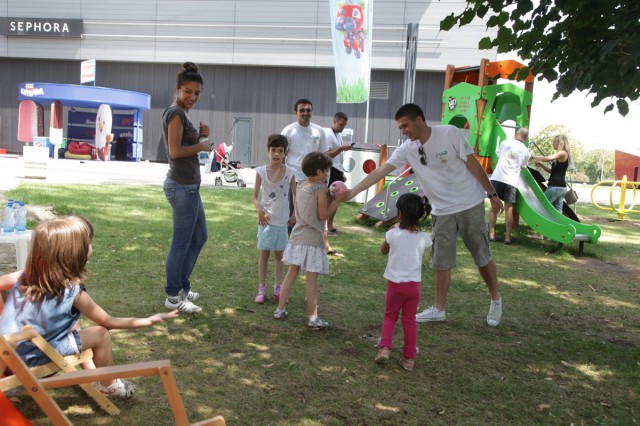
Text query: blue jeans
545 186 567 212
163 178 208 297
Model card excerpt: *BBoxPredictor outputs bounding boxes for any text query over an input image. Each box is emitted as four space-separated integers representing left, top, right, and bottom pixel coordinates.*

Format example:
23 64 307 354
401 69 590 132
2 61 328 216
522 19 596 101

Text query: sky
496 53 640 153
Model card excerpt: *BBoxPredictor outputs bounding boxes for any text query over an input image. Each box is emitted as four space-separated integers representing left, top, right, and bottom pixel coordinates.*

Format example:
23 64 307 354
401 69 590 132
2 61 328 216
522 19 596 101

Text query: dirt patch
573 257 640 275
0 205 57 274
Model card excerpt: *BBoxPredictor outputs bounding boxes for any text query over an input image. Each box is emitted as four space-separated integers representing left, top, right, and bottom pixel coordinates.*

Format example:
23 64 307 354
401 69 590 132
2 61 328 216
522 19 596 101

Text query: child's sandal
375 347 391 364
400 357 415 371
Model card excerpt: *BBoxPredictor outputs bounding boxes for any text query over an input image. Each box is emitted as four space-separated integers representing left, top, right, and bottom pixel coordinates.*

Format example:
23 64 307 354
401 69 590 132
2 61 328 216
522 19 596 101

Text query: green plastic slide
516 168 601 245
441 80 601 248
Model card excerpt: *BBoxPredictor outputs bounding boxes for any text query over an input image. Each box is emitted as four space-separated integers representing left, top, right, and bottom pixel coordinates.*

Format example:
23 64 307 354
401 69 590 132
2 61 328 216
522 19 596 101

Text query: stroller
205 142 246 187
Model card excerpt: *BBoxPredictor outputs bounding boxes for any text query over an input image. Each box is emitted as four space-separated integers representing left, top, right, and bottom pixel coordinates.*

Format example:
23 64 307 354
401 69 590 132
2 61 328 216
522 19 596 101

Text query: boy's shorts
257 225 288 251
430 201 493 270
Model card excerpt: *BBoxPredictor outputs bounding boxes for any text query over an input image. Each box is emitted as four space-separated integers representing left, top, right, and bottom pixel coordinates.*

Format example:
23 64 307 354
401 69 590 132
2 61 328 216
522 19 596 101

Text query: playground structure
591 175 640 220
357 59 601 251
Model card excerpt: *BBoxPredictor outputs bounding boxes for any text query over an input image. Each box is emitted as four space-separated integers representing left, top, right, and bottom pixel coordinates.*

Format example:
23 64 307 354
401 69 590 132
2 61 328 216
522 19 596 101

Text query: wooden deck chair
1 326 225 426
0 326 120 416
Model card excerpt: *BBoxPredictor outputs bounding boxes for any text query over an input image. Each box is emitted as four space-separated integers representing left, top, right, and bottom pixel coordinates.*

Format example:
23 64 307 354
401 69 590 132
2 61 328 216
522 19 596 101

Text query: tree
528 123 571 157
440 0 640 116
529 123 615 183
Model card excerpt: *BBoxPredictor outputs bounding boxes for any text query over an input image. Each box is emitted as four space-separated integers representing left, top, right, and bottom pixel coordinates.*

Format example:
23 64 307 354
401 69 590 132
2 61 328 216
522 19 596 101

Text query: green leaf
603 103 614 114
440 14 457 31
476 3 490 18
517 0 534 14
478 37 493 50
616 99 629 116
497 11 509 26
460 8 476 26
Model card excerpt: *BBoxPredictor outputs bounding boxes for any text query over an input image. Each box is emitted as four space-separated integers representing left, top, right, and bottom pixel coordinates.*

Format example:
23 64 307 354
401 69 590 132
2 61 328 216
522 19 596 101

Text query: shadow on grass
5 185 639 425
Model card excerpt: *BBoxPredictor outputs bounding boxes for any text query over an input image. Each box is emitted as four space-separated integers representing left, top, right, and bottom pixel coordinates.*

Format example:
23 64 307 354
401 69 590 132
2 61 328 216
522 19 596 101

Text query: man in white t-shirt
281 99 329 184
347 103 505 326
324 111 353 234
488 128 531 245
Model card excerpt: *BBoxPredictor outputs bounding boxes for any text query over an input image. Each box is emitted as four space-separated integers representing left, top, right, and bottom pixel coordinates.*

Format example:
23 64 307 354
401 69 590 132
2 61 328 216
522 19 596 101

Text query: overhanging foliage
440 0 640 116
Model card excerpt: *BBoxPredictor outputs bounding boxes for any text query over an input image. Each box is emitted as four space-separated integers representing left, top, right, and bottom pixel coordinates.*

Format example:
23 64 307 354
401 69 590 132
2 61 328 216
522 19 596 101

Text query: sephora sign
0 17 83 37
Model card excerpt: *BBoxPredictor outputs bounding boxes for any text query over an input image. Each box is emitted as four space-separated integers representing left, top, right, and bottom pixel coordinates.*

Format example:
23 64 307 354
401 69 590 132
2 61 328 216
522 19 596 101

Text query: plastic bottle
3 200 15 233
15 202 27 233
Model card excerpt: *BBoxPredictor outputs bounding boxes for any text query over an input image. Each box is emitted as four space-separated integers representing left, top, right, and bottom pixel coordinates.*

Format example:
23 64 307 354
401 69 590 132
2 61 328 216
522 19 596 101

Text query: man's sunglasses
418 145 427 166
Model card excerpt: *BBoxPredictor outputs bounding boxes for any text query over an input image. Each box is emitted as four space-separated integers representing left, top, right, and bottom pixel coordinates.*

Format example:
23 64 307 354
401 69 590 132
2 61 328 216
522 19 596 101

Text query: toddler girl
273 152 347 329
375 194 432 370
0 216 178 398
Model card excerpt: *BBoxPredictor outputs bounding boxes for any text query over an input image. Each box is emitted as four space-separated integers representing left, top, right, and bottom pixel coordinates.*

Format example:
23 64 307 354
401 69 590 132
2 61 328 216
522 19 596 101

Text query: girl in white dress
273 152 347 329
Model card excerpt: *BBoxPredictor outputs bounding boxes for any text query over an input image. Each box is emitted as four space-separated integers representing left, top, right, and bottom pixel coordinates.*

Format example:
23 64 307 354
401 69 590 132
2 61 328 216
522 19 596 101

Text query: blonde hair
554 134 574 170
22 216 93 303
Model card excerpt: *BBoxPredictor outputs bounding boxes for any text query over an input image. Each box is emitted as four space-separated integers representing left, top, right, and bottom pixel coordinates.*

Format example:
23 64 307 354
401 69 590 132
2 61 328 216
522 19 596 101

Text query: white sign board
80 58 96 84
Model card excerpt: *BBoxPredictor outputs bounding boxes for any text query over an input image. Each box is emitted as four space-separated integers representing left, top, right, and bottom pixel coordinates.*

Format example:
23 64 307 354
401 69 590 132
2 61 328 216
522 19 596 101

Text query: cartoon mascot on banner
95 104 114 161
335 3 366 59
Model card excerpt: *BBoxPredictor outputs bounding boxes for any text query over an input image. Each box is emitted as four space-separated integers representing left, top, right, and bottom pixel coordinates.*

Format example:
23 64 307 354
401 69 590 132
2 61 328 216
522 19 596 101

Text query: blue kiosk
17 82 150 161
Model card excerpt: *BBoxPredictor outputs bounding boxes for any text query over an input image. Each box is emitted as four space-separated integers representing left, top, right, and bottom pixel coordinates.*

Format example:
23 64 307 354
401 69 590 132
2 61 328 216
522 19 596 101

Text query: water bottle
15 202 27 233
3 200 15 233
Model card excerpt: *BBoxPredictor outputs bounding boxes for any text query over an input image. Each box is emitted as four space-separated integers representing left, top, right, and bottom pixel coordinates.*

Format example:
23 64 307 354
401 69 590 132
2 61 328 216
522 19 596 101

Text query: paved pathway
0 155 257 191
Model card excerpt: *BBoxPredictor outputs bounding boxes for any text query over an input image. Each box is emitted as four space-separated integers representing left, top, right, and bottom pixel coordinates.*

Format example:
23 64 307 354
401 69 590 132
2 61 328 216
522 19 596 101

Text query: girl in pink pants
375 193 432 370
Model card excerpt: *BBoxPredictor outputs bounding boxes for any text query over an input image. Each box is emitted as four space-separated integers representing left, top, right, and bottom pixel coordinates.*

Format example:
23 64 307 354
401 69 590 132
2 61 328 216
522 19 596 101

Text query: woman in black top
161 62 214 313
532 134 572 212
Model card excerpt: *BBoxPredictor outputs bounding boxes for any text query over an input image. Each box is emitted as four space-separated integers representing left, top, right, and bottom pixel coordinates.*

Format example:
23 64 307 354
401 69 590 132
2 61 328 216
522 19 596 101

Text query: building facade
0 0 496 165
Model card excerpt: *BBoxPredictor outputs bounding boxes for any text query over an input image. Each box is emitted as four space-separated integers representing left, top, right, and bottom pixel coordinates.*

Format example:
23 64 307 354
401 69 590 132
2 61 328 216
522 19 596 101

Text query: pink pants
379 280 421 359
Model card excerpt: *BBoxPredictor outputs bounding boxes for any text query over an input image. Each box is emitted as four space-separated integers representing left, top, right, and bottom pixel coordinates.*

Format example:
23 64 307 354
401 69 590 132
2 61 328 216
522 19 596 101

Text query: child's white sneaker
96 379 136 399
273 308 288 319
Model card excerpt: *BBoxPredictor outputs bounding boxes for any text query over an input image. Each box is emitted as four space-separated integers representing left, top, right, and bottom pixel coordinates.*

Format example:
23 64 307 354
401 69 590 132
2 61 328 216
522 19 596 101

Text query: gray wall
0 58 445 166
0 0 496 71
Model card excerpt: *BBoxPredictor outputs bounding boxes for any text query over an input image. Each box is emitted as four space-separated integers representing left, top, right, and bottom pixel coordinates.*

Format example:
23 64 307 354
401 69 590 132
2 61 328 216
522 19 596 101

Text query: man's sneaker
182 289 199 301
255 284 266 304
307 317 329 330
273 308 288 319
96 379 136 399
416 306 445 322
487 298 502 326
165 295 202 313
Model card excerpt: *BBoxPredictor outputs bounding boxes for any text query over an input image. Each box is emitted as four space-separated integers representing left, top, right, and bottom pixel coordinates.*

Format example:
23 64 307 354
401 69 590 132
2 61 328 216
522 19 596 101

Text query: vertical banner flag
330 1 373 103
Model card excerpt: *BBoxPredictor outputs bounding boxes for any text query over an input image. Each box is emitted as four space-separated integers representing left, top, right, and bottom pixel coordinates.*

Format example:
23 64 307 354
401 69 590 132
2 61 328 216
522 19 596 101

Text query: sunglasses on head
418 145 427 166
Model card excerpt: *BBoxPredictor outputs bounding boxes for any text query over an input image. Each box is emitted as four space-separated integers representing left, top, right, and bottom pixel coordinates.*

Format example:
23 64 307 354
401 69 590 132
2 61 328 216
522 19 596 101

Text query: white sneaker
487 298 502 326
165 294 202 313
182 289 199 301
416 306 445 322
307 317 329 330
96 379 136 399
273 308 288 320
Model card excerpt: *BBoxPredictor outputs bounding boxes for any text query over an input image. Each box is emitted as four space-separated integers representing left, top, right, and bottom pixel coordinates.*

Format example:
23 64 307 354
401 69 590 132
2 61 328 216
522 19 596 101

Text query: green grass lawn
2 184 639 425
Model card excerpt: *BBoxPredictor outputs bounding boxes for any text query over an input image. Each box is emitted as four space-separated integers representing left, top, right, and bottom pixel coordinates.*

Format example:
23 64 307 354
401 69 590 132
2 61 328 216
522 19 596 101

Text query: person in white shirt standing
347 103 505 327
488 128 531 245
281 99 329 184
324 112 353 234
